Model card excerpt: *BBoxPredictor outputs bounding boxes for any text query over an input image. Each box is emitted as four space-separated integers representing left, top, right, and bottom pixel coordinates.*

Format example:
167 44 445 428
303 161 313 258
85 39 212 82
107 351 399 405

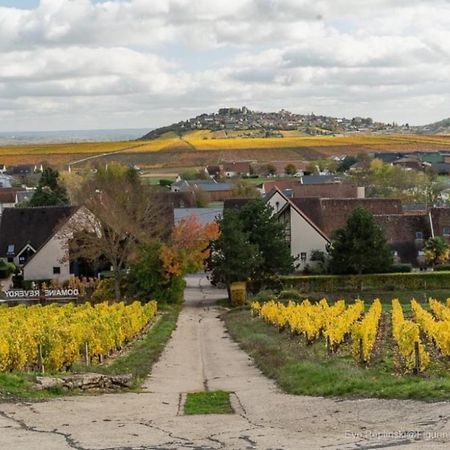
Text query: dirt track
0 274 449 449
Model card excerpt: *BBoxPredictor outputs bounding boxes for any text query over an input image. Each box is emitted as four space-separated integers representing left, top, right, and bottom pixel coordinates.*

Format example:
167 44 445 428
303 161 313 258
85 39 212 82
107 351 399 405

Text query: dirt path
0 274 449 449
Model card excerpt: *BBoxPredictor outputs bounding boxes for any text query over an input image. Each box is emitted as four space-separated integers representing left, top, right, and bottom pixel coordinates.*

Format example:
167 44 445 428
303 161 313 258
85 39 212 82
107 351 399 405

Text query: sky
0 0 450 131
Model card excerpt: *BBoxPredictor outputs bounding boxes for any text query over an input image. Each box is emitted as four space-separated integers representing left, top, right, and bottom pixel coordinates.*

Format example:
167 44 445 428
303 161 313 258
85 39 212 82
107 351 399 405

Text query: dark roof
223 198 252 210
291 197 403 236
0 206 78 257
152 191 195 208
431 163 450 174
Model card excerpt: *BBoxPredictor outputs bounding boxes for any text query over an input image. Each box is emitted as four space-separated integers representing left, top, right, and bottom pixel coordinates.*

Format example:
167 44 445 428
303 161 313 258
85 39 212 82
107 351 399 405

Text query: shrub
387 263 413 273
278 289 303 300
433 264 450 272
0 261 15 279
279 271 450 293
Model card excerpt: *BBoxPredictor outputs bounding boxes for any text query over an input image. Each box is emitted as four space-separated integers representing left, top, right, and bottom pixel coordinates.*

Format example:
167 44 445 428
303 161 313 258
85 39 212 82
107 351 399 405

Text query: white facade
22 208 91 282
23 232 70 282
266 189 289 214
265 188 330 271
285 205 329 271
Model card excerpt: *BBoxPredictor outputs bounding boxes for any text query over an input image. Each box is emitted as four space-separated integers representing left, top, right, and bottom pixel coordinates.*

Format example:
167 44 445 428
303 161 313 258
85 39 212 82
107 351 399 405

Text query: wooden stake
359 338 364 363
84 342 90 366
37 344 44 374
414 341 420 375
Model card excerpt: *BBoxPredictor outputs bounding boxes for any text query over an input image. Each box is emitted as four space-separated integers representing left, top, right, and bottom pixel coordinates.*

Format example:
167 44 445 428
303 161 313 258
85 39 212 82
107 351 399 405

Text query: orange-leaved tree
162 214 220 275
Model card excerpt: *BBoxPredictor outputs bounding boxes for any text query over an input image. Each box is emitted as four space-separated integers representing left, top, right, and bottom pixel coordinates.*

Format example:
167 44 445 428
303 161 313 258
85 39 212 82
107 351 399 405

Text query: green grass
0 303 181 400
184 391 233 415
224 308 450 401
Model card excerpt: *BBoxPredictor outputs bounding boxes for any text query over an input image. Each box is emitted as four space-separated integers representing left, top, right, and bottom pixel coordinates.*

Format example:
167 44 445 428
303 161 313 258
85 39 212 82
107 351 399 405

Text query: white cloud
1 0 450 130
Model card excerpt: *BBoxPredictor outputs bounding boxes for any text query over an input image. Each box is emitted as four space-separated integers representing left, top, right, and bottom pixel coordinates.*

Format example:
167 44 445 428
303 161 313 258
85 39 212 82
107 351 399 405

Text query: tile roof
0 206 78 258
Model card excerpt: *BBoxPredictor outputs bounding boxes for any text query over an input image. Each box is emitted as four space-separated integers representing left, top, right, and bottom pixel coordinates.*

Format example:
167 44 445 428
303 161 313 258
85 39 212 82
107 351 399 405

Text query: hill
139 107 411 140
413 118 450 135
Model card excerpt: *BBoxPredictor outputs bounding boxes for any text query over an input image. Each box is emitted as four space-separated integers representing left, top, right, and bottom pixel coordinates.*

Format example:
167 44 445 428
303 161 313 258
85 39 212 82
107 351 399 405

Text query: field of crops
251 297 450 373
0 301 157 373
3 131 450 167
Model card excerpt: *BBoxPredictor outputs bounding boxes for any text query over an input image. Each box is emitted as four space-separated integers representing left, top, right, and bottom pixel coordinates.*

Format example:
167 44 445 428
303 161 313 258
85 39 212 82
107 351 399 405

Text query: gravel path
0 274 449 449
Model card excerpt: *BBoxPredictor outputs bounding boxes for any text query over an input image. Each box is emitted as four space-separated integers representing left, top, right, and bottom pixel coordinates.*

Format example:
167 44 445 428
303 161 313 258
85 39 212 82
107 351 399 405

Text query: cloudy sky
0 0 449 131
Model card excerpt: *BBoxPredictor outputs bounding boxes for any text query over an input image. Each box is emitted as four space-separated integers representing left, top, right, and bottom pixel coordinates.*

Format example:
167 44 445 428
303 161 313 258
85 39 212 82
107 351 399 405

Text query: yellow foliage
351 299 382 363
392 299 429 372
0 301 157 372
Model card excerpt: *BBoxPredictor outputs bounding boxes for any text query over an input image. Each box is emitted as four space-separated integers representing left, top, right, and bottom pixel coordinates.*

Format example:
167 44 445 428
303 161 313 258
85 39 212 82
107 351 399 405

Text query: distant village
142 106 412 139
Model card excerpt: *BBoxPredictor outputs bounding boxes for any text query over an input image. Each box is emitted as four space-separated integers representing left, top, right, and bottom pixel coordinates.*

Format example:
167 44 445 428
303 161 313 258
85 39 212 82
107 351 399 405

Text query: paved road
1 274 449 449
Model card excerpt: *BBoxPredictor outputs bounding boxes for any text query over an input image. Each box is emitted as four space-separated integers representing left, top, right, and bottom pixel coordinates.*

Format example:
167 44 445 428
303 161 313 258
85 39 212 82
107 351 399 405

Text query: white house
0 206 87 283
265 189 330 271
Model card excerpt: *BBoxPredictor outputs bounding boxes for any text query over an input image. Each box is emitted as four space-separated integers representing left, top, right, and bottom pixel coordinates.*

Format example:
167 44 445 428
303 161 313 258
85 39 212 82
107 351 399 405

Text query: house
0 188 19 214
153 191 196 208
0 164 7 175
170 179 234 202
222 161 253 178
264 189 330 270
15 190 35 205
0 174 12 188
392 157 424 171
0 206 84 283
290 198 403 237
205 165 223 179
259 181 362 198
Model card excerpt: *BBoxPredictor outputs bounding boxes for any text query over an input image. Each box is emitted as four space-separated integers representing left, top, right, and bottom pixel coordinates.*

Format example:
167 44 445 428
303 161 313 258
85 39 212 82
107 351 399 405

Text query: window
444 227 450 237
53 267 61 275
416 231 424 240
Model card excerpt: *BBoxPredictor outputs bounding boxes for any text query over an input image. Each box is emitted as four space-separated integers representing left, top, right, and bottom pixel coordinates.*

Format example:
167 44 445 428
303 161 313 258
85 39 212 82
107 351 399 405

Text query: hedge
279 271 450 293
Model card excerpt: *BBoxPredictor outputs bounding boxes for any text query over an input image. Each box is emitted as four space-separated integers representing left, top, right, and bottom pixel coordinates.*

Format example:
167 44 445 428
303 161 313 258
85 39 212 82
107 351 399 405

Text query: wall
23 231 71 282
288 206 329 271
266 190 289 214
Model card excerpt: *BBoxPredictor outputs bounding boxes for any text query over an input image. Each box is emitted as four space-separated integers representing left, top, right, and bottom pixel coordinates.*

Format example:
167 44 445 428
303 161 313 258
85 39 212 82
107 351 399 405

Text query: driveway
0 274 449 449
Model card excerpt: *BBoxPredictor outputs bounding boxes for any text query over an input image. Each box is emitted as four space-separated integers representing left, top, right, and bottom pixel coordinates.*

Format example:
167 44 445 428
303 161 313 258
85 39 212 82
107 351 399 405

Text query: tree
328 208 392 274
167 214 220 274
284 163 297 176
70 163 170 299
29 168 69 207
263 164 277 176
206 210 262 298
238 199 294 280
424 237 450 266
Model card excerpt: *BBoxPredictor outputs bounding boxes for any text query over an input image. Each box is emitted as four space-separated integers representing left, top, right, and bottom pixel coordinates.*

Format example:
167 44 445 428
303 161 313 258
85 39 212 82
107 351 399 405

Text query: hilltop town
141 106 417 140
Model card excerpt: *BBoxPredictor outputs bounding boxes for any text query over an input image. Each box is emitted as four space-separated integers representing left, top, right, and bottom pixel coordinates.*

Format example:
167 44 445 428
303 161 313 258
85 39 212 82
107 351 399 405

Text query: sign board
2 288 80 299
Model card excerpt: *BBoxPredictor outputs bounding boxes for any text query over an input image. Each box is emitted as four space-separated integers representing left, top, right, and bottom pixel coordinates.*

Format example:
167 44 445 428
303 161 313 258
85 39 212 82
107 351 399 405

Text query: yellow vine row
0 301 157 372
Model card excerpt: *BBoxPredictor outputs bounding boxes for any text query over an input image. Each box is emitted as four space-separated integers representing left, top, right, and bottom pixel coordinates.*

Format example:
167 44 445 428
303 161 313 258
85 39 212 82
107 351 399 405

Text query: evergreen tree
29 168 69 207
329 207 392 274
238 199 294 279
206 209 262 295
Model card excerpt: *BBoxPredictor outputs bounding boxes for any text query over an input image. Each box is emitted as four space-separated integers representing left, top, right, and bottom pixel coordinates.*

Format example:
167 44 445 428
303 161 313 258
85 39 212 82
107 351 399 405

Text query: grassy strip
0 304 181 400
184 391 233 415
224 308 450 401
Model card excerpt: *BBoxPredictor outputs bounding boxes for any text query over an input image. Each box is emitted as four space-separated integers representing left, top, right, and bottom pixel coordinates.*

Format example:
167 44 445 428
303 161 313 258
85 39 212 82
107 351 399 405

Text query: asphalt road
0 274 449 449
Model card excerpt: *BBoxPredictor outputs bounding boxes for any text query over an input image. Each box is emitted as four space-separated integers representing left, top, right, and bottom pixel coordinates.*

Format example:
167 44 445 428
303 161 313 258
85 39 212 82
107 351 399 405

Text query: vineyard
0 301 157 373
250 297 450 374
3 132 450 167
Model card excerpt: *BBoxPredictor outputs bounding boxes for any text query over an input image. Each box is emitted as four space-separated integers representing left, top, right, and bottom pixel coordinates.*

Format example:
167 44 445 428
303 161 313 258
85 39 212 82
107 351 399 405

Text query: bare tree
69 164 171 299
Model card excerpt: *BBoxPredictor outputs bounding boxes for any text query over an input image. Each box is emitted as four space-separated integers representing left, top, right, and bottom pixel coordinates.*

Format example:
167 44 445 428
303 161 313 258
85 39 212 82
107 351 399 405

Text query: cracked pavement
1 274 450 449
